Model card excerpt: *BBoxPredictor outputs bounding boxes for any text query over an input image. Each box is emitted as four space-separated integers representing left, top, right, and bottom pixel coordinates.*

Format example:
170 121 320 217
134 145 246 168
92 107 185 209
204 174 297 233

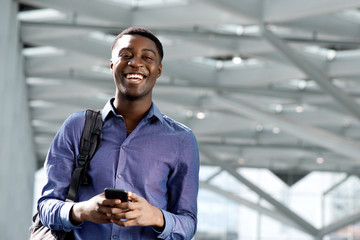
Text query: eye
119 52 132 59
143 55 153 61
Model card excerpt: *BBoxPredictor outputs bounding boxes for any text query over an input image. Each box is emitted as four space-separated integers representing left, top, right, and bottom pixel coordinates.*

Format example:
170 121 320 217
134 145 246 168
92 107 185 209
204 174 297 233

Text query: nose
127 56 143 68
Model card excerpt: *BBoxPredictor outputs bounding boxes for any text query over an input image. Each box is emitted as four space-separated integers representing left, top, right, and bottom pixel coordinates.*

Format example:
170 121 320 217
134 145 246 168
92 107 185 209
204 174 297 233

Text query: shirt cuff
60 201 82 231
155 209 173 239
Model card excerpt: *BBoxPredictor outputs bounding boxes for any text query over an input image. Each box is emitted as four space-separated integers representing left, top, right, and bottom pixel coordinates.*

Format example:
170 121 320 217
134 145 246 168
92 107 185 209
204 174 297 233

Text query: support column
0 1 37 240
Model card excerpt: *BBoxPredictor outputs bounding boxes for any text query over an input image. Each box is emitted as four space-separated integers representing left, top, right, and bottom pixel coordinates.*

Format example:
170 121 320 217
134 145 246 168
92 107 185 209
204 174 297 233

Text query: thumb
128 191 143 202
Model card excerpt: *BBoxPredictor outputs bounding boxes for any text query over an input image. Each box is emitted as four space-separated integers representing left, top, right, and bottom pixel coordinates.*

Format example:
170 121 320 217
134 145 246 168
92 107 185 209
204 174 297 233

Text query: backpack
29 109 103 240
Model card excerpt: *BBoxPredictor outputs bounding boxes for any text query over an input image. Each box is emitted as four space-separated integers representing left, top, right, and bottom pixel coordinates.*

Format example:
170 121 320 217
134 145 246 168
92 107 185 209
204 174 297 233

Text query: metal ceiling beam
21 22 360 80
18 0 132 25
318 211 360 237
199 0 262 21
200 147 318 236
21 25 109 59
25 53 102 75
21 23 232 61
133 1 253 27
280 16 360 39
260 25 360 121
26 63 360 111
19 0 256 28
197 143 359 175
21 23 91 41
329 55 360 77
264 0 360 23
200 181 305 233
213 94 360 161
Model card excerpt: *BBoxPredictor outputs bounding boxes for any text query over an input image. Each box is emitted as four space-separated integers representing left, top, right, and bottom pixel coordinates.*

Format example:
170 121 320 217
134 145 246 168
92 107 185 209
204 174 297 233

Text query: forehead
112 34 158 56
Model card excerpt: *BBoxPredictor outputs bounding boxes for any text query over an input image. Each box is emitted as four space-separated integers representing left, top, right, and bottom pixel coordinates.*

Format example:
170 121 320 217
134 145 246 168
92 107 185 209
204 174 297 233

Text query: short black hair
111 26 164 62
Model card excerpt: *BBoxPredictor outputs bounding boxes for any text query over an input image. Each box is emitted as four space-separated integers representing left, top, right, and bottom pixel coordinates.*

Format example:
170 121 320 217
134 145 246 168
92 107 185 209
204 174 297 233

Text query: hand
108 192 164 229
70 193 122 225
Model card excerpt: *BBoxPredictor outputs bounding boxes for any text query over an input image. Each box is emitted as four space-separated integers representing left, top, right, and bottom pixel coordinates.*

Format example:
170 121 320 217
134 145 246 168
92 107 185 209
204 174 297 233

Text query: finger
116 210 138 220
101 198 121 206
109 201 133 211
97 205 116 216
128 192 143 202
127 191 133 202
107 206 131 216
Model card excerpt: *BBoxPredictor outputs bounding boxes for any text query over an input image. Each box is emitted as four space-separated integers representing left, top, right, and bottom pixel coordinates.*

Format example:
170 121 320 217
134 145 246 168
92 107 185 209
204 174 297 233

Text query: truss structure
17 0 360 238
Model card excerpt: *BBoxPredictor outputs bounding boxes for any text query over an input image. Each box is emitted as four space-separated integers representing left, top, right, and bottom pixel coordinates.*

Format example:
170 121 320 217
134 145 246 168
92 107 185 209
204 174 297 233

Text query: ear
157 64 162 78
110 59 114 72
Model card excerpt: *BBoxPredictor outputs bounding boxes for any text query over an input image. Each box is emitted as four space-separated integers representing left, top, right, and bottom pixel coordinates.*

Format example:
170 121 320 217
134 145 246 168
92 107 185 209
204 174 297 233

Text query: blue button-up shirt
38 99 199 240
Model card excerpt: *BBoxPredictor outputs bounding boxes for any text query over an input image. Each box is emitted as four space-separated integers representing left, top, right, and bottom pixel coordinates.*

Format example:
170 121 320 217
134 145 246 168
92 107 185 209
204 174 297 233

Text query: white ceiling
17 0 360 236
19 0 360 173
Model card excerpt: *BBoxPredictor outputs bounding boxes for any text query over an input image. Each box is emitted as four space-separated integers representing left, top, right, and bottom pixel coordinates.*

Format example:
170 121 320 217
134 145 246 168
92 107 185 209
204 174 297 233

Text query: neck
113 96 152 131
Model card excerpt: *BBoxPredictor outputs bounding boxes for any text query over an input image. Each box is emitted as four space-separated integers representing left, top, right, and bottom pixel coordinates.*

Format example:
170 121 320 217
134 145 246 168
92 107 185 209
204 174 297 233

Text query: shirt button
117 174 122 179
122 146 126 149
113 235 117 239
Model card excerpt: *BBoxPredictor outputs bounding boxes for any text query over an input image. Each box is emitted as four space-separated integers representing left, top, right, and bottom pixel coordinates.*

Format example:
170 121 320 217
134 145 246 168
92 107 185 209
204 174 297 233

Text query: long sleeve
37 112 85 231
158 131 200 239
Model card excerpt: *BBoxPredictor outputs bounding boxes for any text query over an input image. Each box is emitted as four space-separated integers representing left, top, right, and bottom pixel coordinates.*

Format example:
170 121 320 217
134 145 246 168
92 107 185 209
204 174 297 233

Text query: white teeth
126 74 144 80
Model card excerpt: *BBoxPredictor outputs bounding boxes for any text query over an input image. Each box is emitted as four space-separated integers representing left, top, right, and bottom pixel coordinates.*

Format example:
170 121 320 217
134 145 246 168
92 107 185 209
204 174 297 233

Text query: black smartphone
104 188 128 202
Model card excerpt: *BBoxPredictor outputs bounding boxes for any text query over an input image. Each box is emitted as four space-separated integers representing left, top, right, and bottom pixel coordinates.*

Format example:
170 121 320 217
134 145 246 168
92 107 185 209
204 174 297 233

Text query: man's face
110 34 162 102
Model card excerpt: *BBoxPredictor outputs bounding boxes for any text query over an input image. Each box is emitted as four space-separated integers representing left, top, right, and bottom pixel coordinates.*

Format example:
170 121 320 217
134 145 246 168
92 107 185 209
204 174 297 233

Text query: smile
125 73 146 81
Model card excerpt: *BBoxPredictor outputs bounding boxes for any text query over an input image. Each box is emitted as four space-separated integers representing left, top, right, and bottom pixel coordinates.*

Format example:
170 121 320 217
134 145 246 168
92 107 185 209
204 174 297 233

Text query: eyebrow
120 47 157 56
143 49 157 56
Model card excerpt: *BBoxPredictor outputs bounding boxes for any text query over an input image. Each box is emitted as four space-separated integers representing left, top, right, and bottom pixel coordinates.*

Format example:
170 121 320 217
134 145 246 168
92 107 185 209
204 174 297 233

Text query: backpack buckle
77 153 88 166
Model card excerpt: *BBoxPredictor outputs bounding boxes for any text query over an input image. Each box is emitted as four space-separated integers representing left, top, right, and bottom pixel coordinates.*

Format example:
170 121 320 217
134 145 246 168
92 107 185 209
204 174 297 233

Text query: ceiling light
275 104 283 113
236 26 244 35
196 112 206 120
18 8 65 21
327 50 337 61
22 46 64 57
238 158 245 165
255 124 263 132
232 57 242 64
316 157 324 164
298 80 307 90
272 127 280 134
186 110 193 118
295 106 304 113
216 61 224 70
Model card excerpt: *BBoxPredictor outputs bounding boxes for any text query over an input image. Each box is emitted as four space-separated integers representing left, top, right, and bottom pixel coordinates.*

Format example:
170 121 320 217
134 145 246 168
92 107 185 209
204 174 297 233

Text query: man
37 27 199 239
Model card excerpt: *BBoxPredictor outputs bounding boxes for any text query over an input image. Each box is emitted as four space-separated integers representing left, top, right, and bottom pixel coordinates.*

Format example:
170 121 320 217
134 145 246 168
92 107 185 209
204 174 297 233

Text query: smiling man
37 27 200 239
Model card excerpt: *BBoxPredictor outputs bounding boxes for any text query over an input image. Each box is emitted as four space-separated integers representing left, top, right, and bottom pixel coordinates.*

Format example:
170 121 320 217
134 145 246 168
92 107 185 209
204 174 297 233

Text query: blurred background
2 0 360 239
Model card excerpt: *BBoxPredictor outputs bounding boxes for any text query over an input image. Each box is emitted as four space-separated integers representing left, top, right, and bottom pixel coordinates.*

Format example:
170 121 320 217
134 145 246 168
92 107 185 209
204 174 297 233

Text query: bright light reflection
232 57 242 64
316 157 324 164
295 106 304 113
272 127 280 134
275 104 283 113
196 112 206 120
238 158 245 165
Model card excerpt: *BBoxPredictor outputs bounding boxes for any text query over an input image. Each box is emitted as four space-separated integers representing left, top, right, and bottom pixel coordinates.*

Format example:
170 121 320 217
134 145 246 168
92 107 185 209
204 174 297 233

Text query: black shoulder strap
67 109 103 201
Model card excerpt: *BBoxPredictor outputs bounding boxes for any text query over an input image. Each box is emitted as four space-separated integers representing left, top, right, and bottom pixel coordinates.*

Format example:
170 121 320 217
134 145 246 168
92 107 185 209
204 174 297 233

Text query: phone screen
104 188 128 202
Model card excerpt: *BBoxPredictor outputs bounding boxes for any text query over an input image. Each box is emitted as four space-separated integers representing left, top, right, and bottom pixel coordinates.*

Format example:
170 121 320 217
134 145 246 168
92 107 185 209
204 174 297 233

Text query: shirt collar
102 98 164 124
